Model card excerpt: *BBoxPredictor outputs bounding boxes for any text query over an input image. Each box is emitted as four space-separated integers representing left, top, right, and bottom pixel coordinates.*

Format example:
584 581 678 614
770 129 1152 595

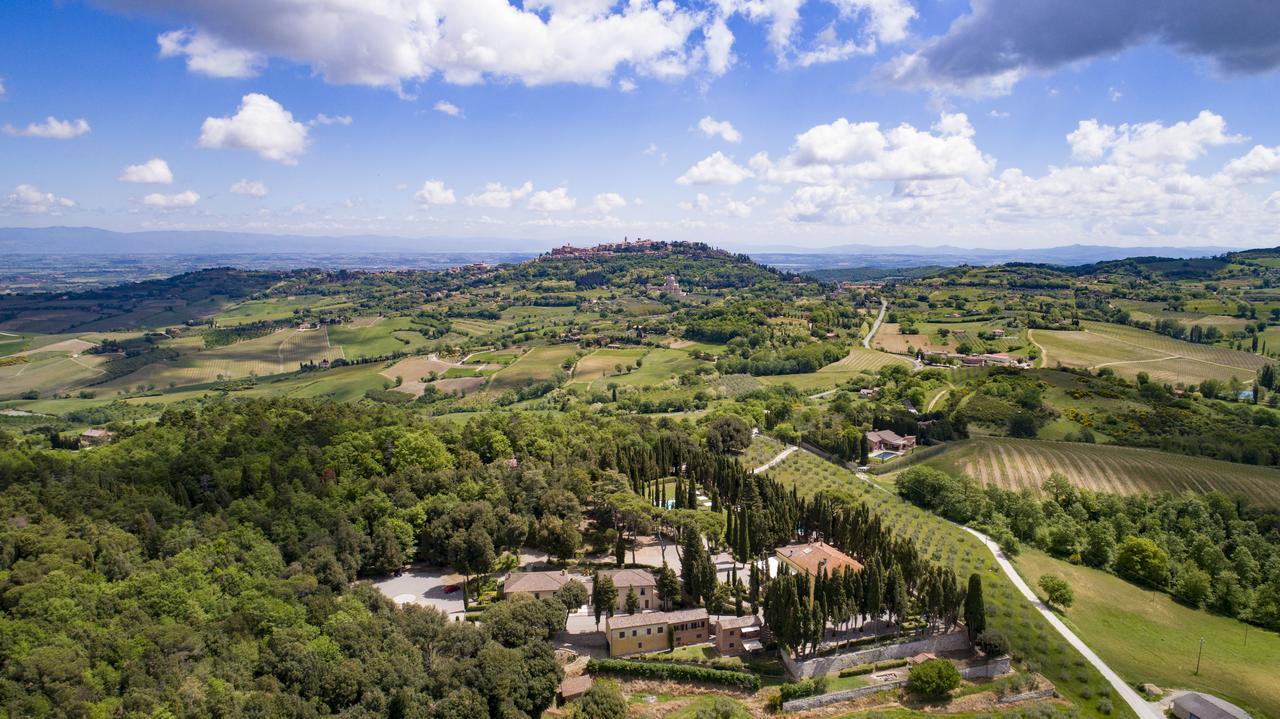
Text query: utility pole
1194 636 1204 676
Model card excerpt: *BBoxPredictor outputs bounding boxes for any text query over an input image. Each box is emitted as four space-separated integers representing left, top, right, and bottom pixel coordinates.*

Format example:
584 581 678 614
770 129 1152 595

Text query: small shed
1171 692 1253 719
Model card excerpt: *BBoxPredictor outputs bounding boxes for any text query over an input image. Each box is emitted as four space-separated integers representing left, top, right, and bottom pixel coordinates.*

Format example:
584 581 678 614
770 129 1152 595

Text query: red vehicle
442 584 461 594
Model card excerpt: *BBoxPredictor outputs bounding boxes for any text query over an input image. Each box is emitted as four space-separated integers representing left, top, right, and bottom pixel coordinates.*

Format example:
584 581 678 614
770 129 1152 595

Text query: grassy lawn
823 672 869 693
1014 549 1280 719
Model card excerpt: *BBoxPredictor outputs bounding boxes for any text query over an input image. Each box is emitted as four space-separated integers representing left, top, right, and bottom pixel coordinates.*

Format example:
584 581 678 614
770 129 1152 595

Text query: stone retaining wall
781 630 970 679
781 656 1013 713
999 686 1057 704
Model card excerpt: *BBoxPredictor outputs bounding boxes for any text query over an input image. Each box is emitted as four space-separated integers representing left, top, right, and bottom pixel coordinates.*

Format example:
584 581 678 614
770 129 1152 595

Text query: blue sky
1 0 1279 250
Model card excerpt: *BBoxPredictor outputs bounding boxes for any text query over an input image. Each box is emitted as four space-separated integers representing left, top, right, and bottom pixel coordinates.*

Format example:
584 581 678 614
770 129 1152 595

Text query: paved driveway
372 566 468 619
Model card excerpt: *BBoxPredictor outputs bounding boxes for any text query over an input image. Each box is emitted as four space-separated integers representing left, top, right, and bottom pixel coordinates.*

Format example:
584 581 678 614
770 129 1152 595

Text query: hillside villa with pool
866 429 916 457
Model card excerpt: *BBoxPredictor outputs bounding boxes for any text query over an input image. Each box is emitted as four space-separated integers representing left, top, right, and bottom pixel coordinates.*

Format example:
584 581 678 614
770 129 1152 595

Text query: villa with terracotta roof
606 608 709 657
776 541 864 605
503 570 587 603
866 429 916 454
714 614 762 656
597 568 657 612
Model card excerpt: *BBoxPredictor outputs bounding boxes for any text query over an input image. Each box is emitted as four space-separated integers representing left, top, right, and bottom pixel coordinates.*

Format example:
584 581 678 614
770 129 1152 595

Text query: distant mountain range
747 243 1243 271
0 226 1246 269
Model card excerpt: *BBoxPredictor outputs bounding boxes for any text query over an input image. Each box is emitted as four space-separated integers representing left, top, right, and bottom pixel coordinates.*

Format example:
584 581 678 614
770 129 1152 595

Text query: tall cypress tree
964 573 985 642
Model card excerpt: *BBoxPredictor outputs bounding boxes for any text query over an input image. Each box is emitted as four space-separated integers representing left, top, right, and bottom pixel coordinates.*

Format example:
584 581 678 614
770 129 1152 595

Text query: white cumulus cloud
757 113 993 185
158 28 264 78
3 116 91 139
99 0 914 91
677 152 753 185
309 113 352 126
593 192 628 213
415 180 457 205
465 181 534 208
230 179 269 197
119 158 174 184
434 101 463 117
528 187 577 212
1066 111 1243 168
1220 145 1280 184
2 184 75 214
679 192 755 218
199 93 310 165
142 190 201 207
698 116 742 143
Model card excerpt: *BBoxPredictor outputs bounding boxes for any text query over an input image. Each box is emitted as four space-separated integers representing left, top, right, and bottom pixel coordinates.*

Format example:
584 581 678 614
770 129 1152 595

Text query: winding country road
823 443 1162 719
752 445 798 474
960 527 1163 719
863 298 888 349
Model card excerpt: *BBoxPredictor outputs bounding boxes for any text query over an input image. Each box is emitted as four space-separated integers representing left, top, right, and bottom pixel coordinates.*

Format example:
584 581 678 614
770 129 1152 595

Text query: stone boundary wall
781 656 1012 712
781 630 969 679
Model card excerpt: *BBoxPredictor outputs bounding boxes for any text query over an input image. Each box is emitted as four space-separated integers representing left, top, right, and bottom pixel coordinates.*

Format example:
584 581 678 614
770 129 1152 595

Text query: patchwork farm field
923 437 1280 505
488 344 578 388
1031 321 1269 385
327 316 434 358
753 436 1129 719
96 327 344 391
381 355 489 397
568 347 646 386
823 347 914 372
214 295 352 326
1112 300 1252 332
1016 549 1280 719
0 353 110 398
758 348 911 392
611 348 706 387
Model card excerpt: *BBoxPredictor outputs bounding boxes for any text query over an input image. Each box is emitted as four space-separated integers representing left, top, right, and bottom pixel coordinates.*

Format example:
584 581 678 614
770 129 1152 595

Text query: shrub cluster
585 658 761 691
837 658 909 677
777 675 829 702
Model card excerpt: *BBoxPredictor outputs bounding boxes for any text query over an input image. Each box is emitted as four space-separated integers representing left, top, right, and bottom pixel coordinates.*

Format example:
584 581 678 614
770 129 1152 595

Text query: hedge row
626 655 754 675
586 658 761 691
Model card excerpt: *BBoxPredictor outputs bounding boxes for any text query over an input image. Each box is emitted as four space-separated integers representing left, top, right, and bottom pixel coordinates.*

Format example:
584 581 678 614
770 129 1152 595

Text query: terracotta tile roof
504 570 583 594
776 541 864 576
597 568 655 588
714 614 761 630
606 608 707 630
866 429 906 444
